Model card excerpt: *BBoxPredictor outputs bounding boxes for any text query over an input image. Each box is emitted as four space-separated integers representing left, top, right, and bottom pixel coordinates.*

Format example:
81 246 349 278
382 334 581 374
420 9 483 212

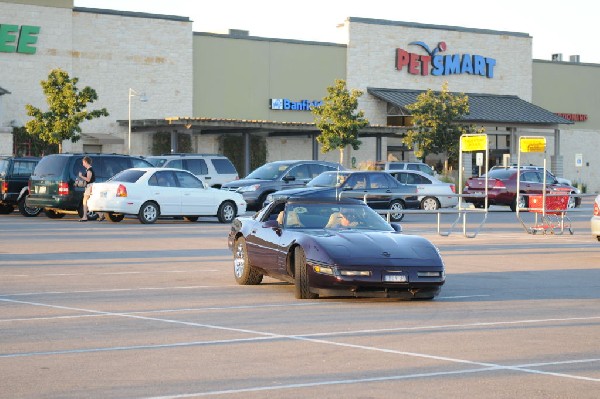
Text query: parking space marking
2 297 599 385
0 285 239 297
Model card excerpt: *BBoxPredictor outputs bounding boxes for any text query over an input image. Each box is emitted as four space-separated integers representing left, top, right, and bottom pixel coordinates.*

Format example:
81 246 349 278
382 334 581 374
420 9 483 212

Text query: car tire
567 193 577 209
107 213 125 223
388 200 405 222
233 237 263 285
0 204 14 214
184 216 199 222
511 194 528 212
78 205 99 220
18 198 41 217
44 209 65 219
138 201 159 224
420 196 440 211
217 201 236 223
294 246 318 299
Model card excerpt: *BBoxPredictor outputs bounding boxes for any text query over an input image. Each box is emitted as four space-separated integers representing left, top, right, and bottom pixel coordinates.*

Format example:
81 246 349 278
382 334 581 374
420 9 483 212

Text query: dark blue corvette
228 197 445 299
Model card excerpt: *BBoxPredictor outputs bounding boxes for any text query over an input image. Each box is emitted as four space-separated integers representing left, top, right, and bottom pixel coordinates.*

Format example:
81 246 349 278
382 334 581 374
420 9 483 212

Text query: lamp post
128 88 147 155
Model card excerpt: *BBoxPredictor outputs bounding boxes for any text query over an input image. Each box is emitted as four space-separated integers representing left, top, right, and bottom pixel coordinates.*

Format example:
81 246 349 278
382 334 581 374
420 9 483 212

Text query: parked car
463 168 581 211
592 195 600 242
26 153 152 219
489 165 572 186
374 161 436 176
0 156 42 217
388 170 457 210
221 160 343 211
229 197 445 299
266 170 419 221
145 153 238 188
87 167 246 224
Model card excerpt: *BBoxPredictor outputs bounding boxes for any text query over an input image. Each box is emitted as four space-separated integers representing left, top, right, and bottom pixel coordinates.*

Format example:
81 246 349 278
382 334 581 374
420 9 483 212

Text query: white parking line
1 297 598 385
0 285 238 297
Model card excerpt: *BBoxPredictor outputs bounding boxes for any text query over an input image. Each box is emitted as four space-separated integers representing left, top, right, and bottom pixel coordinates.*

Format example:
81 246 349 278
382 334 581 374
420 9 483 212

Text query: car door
282 164 313 188
520 171 543 195
174 170 213 215
244 203 286 275
148 171 181 215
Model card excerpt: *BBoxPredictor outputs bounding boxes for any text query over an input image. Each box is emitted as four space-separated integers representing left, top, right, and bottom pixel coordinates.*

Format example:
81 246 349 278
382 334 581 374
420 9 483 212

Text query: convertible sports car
228 197 445 299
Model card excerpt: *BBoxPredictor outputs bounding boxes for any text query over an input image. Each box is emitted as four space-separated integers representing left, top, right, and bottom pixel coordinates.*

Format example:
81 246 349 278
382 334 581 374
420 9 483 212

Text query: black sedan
265 171 419 221
228 197 445 299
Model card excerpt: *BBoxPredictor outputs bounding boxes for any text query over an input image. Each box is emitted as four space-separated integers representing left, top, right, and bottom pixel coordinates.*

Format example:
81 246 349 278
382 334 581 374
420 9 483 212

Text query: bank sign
396 41 496 78
270 98 323 111
0 24 40 54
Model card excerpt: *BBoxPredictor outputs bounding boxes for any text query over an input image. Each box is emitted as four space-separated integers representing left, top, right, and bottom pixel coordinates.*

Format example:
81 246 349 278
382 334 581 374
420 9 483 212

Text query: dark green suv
26 153 151 219
0 156 41 216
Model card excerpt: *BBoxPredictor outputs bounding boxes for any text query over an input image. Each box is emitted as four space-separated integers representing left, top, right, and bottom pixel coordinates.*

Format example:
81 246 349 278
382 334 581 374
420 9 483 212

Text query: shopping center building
1 0 598 191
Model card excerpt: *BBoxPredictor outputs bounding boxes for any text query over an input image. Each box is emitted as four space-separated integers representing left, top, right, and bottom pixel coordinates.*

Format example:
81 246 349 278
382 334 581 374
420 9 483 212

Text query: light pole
128 88 147 155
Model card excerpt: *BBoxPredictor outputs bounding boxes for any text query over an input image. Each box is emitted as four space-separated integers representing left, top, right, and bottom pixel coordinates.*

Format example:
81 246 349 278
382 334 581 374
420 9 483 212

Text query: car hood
275 186 335 197
306 229 442 265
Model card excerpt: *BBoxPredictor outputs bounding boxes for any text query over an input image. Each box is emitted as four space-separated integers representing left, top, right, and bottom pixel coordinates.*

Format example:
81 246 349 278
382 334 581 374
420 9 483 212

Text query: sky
74 0 600 64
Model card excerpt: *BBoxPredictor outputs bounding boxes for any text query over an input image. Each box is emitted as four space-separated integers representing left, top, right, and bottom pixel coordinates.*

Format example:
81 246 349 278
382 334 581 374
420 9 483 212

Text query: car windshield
485 169 514 179
0 159 8 176
146 158 168 167
109 169 146 183
284 203 393 231
307 172 350 188
246 163 291 180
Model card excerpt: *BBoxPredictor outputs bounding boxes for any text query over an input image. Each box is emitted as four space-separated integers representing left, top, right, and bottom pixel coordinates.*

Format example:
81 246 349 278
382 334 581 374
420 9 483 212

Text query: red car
463 168 580 211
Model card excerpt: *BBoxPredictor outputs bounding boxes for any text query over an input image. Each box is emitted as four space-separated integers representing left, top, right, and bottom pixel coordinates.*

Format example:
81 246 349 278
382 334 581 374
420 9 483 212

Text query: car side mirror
390 223 403 233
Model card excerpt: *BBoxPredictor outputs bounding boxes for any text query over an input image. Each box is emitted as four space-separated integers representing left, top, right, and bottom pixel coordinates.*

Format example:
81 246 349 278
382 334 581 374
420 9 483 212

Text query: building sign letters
270 98 323 111
0 24 40 54
555 113 588 122
396 41 496 78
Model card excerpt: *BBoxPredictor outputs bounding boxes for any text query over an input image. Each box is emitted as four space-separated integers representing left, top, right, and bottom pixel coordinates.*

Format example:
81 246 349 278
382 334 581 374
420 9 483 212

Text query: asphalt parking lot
1 202 599 398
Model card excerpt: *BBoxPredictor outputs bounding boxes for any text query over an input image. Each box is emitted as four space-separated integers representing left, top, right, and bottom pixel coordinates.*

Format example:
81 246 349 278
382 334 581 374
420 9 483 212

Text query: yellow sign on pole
520 137 546 153
461 135 487 152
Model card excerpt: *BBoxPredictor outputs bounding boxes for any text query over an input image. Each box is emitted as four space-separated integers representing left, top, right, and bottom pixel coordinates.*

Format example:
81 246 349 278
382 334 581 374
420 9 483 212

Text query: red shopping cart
528 194 573 235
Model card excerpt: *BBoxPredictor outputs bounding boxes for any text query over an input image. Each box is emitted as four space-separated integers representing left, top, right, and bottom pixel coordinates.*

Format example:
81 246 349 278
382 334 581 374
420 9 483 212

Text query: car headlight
238 184 260 193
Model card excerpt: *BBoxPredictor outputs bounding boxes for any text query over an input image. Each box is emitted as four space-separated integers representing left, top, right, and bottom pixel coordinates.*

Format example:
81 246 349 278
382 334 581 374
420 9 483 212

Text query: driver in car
326 207 359 229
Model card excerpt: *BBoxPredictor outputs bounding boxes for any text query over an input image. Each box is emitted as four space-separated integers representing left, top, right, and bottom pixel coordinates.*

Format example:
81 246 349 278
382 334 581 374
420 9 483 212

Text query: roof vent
551 53 563 61
569 55 581 63
229 29 249 37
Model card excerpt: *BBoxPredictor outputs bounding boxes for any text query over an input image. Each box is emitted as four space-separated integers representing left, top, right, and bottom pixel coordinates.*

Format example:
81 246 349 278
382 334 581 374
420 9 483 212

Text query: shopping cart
528 194 573 235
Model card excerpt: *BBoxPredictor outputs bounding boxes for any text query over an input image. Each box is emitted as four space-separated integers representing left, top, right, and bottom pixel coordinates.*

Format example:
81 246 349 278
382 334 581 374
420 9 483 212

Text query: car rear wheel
0 204 14 214
18 198 41 217
138 201 159 224
107 213 125 223
184 216 199 222
388 200 405 222
567 194 576 209
217 201 236 223
44 209 65 219
294 247 318 299
233 237 263 285
420 196 440 211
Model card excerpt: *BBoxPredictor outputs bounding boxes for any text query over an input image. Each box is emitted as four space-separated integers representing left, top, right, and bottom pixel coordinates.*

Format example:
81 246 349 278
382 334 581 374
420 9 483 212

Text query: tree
25 69 109 153
312 79 369 165
404 82 483 167
12 126 58 156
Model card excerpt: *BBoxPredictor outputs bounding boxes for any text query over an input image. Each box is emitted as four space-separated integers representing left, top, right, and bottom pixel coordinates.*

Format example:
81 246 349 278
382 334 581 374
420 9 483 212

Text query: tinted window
110 169 146 183
0 159 9 176
12 160 37 176
521 171 540 183
286 164 311 180
246 162 292 180
146 158 167 167
97 157 131 179
369 173 393 189
175 171 204 188
165 159 183 169
33 155 69 177
132 158 153 168
185 159 208 175
151 171 177 187
487 169 514 180
211 158 237 174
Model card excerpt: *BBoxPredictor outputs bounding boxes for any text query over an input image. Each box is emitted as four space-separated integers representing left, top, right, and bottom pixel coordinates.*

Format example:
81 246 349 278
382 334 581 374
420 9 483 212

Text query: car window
146 158 167 167
34 155 69 177
417 164 434 175
97 157 131 179
369 174 392 189
412 173 430 184
544 171 558 184
110 169 146 183
211 158 237 174
184 159 208 175
165 159 183 169
175 171 204 188
0 159 8 176
12 160 37 176
286 164 311 180
132 158 153 168
152 171 177 187
521 171 540 183
246 162 291 180
344 174 362 189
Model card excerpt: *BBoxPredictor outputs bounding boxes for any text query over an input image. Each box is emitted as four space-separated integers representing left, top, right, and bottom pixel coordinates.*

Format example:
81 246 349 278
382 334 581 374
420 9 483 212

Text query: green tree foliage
12 126 58 156
404 82 483 167
25 69 109 153
312 79 369 165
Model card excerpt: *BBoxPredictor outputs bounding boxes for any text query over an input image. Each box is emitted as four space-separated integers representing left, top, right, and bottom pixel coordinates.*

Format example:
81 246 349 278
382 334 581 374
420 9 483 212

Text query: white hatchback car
88 168 246 224
388 170 458 210
592 195 600 241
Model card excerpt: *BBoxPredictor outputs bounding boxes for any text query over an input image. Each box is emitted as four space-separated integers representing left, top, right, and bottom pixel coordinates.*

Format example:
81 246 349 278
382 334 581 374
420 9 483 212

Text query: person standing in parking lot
78 156 96 222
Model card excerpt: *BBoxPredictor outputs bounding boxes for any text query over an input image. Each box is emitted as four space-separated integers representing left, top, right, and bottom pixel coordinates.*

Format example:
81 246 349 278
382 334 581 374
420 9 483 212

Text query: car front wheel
233 237 263 285
217 201 236 223
294 247 318 299
388 200 405 222
138 201 159 224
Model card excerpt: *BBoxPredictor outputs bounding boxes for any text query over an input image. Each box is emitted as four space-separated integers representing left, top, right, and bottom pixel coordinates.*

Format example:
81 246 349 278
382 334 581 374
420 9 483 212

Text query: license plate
100 192 107 198
384 274 407 282
37 186 46 194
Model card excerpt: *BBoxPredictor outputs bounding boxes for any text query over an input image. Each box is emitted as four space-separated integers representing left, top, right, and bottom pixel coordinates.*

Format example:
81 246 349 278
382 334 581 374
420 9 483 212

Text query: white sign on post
575 153 583 167
476 152 484 166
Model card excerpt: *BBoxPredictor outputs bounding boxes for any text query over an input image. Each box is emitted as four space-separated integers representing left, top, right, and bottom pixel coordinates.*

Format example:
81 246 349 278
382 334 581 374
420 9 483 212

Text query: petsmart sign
0 24 40 54
270 98 323 111
396 41 496 78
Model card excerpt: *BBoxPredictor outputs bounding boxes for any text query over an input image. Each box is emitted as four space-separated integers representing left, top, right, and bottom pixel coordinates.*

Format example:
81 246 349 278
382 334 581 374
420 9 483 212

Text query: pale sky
75 0 600 64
